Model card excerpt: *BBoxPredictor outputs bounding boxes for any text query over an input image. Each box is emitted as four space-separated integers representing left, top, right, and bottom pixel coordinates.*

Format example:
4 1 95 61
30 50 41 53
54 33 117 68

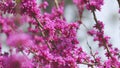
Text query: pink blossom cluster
73 0 103 11
0 0 120 68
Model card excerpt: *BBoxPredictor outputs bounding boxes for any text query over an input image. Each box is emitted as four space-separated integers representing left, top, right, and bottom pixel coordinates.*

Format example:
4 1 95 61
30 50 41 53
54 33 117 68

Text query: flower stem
92 11 113 58
117 0 120 8
54 0 59 9
33 16 52 51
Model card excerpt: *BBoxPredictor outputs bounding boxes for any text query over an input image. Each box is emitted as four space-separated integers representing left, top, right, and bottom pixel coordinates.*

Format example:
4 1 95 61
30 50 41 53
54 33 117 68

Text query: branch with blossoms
0 0 120 68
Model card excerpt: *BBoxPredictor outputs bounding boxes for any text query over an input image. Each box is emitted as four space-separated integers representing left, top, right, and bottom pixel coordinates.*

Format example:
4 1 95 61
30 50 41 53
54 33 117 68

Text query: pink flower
7 33 34 49
0 0 15 13
73 0 88 10
73 0 103 11
3 54 33 68
88 29 97 36
86 0 104 11
103 57 120 68
0 56 4 68
39 1 48 9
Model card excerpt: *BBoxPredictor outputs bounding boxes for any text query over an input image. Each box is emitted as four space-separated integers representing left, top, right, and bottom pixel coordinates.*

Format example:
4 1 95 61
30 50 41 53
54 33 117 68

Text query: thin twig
54 0 63 19
82 23 89 30
92 11 112 59
87 41 97 64
54 0 59 9
81 62 94 66
33 16 52 51
92 11 97 24
117 0 120 8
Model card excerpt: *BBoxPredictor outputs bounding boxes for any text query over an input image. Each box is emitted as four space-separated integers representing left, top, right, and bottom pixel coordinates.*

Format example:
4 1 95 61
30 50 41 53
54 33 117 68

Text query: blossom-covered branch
0 0 120 68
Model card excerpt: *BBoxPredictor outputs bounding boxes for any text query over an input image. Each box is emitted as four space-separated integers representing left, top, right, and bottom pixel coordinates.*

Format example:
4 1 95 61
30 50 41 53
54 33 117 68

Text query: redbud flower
86 0 104 11
3 54 33 68
39 1 48 9
7 33 34 50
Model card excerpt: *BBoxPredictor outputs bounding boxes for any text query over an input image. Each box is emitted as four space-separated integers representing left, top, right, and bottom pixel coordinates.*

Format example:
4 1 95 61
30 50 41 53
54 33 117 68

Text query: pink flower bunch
86 0 104 11
88 21 109 47
19 0 40 16
0 0 15 13
73 0 87 10
73 0 103 11
7 33 35 51
0 0 40 16
88 23 120 67
3 54 33 68
0 0 120 68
